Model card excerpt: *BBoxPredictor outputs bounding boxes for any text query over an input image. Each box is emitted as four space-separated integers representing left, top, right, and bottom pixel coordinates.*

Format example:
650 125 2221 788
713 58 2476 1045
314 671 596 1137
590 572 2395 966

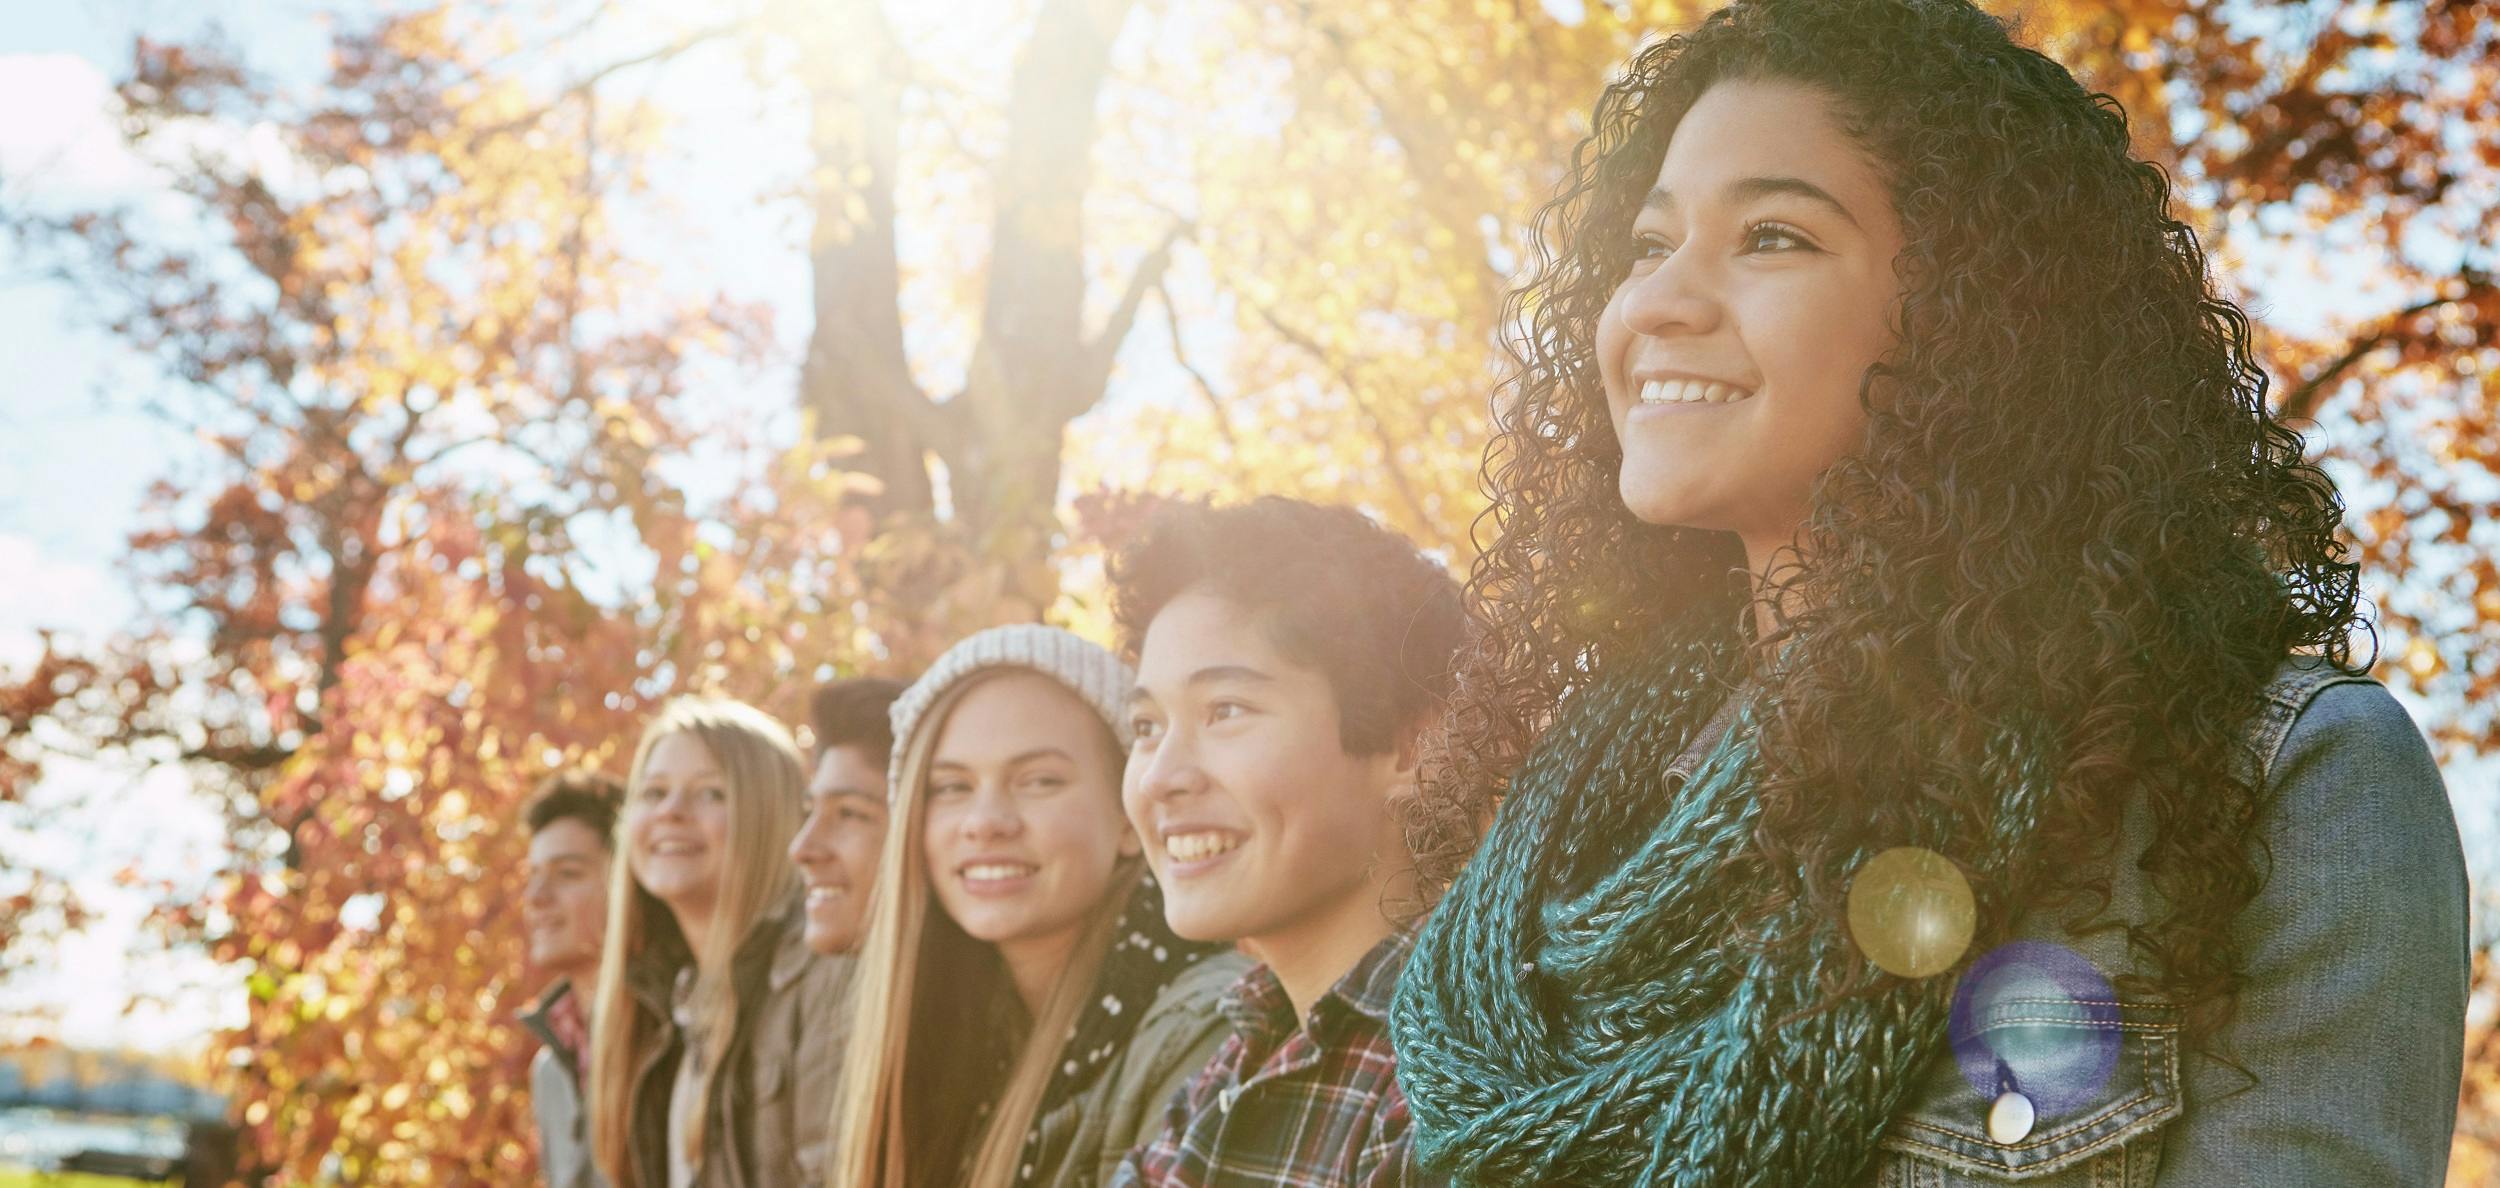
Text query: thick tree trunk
797 0 943 518
797 0 1167 616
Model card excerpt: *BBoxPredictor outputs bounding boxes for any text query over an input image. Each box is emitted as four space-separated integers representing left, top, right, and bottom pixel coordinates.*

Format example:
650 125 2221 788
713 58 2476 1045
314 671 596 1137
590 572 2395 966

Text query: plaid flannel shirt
1110 929 1431 1187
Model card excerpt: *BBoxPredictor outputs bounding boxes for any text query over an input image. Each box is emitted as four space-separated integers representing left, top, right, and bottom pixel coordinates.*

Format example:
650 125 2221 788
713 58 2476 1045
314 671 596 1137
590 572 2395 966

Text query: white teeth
1164 831 1243 863
652 841 699 855
805 886 847 906
963 863 1036 882
1638 379 1753 405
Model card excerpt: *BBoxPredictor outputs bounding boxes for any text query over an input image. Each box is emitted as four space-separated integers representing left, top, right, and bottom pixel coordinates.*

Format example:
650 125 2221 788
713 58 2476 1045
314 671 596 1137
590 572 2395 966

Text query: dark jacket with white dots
1860 658 2468 1187
1021 951 1251 1188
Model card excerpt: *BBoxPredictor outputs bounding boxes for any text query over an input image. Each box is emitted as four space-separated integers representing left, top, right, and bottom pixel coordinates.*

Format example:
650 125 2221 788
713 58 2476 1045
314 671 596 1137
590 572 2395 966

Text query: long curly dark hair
1408 0 2366 1026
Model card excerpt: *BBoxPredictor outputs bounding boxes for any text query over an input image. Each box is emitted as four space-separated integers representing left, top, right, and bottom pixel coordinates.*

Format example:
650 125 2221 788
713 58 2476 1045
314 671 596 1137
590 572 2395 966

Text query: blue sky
2 1 352 613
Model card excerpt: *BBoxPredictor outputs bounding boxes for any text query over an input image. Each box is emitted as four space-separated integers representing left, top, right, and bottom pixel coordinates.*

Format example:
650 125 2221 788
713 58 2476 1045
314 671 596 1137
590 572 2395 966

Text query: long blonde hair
588 696 807 1188
830 673 1139 1188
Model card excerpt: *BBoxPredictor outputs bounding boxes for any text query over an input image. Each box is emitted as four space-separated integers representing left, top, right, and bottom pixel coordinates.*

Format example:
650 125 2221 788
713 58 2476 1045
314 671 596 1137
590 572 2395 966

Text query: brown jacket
619 899 851 1188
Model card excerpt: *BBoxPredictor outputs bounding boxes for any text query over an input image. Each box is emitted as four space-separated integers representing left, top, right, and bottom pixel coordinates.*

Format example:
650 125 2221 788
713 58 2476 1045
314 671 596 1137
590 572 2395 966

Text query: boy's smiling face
1123 588 1412 948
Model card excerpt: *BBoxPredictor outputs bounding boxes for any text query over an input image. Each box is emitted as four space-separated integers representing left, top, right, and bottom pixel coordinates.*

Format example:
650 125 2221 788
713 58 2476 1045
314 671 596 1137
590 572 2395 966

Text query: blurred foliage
0 0 2494 1182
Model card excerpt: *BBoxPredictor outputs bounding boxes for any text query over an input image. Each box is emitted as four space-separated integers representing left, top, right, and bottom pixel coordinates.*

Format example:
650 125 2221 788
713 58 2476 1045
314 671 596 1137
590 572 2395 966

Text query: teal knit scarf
1389 626 2051 1185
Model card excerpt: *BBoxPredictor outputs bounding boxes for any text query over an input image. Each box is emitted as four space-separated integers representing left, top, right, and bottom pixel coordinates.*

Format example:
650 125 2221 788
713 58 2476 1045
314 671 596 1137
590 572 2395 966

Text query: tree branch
552 21 748 106
1245 299 1433 532
964 0 1138 416
1155 277 1239 451
465 19 748 143
2274 274 2489 423
1077 221 1190 411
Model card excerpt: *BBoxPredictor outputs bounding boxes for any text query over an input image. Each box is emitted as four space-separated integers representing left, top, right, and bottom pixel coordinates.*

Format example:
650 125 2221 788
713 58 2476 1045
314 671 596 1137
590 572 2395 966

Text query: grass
0 1169 175 1187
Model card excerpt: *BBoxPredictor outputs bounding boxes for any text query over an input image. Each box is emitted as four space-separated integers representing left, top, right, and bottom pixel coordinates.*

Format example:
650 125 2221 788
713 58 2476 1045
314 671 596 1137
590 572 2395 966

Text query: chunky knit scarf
1390 626 2052 1186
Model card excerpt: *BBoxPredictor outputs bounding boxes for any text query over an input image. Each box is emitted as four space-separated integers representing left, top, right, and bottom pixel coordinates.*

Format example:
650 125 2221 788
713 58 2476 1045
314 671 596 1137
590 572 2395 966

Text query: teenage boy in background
517 769 626 1188
1108 497 1465 1187
788 676 906 956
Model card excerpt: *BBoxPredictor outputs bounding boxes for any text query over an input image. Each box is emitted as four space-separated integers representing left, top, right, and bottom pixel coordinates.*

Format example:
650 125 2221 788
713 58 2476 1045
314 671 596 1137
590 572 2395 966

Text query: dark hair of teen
524 769 626 847
812 676 906 762
1405 0 2365 1034
1110 496 1468 756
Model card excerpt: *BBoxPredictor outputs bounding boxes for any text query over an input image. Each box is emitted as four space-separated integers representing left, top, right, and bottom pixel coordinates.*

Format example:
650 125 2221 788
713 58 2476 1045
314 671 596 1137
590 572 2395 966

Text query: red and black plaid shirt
1111 929 1431 1187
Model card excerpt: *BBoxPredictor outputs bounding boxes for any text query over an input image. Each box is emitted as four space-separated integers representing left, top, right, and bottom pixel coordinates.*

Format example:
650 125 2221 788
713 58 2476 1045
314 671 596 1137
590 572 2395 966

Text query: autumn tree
2 9 883 1181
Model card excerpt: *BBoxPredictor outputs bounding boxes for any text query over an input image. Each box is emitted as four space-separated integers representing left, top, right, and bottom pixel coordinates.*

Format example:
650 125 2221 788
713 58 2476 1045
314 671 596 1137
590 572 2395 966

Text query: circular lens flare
1950 940 2122 1119
1844 846 1976 978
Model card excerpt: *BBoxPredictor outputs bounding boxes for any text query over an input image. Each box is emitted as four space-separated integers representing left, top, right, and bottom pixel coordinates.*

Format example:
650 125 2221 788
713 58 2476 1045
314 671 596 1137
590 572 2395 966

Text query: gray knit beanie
885 624 1136 802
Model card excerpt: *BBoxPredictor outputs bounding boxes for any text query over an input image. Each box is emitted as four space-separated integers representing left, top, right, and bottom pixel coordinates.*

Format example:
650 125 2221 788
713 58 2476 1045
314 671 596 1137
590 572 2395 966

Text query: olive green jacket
1022 951 1252 1188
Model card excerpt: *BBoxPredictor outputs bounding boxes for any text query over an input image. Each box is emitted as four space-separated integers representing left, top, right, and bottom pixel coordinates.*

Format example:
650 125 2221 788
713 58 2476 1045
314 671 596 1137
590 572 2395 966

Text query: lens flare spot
1950 941 2123 1119
1844 846 1975 978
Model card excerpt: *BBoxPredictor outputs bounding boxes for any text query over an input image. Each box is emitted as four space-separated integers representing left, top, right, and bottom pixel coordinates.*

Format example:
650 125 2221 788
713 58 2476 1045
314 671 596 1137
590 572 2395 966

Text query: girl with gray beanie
829 625 1247 1188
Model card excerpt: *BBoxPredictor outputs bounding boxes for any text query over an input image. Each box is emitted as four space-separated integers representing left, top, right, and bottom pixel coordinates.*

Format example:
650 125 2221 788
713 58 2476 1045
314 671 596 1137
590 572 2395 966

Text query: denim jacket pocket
1866 997 2183 1186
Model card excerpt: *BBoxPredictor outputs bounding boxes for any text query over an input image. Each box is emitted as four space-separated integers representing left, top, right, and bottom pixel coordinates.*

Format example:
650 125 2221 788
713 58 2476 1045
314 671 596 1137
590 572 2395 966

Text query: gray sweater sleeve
2161 680 2469 1186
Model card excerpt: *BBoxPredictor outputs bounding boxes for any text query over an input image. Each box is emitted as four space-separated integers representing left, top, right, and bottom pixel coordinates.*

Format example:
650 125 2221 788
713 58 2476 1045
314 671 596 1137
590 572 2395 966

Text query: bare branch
1245 299 1434 532
2275 274 2490 423
1077 221 1190 408
1154 277 1240 450
464 19 749 143
550 20 748 106
467 0 621 79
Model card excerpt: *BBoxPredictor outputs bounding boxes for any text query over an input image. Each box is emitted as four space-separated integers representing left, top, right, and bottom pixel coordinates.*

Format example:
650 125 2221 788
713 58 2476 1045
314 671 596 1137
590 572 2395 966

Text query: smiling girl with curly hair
1386 0 2468 1184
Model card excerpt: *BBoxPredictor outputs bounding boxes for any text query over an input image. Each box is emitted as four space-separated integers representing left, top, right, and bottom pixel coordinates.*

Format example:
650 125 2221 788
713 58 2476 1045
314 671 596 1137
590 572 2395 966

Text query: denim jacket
1864 660 2469 1186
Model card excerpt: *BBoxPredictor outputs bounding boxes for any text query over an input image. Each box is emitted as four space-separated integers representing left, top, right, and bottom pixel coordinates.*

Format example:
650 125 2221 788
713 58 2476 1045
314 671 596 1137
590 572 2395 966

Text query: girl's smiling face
918 672 1134 957
1596 77 1906 569
626 730 731 919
